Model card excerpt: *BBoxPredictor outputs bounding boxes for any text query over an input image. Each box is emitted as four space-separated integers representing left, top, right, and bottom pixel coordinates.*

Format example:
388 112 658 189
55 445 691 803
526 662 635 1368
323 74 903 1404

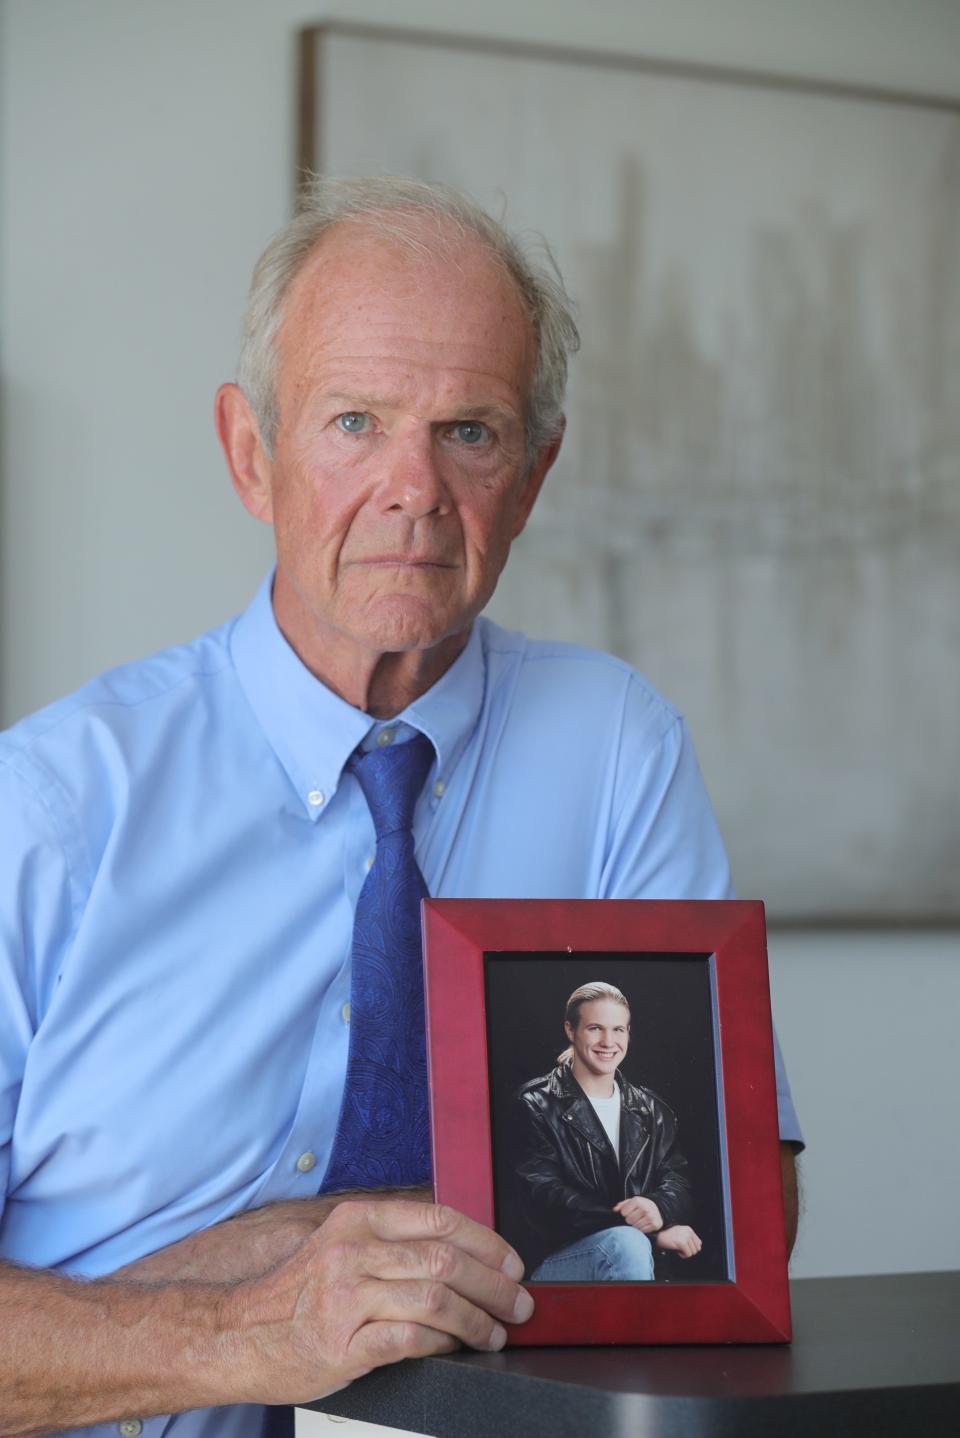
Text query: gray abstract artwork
305 26 960 920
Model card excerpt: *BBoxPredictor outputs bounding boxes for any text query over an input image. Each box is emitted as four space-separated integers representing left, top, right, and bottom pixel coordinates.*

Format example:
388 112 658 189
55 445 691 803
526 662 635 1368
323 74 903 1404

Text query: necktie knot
348 731 435 840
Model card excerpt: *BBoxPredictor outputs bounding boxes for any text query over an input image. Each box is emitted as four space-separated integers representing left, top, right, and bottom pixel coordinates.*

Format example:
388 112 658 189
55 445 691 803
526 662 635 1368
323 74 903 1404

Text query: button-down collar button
118 1423 143 1437
341 1002 351 1024
296 1151 317 1174
433 780 445 797
307 790 325 807
376 728 394 747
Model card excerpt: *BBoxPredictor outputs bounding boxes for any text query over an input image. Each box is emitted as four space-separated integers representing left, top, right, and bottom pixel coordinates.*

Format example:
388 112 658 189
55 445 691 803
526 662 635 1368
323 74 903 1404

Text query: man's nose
377 431 451 519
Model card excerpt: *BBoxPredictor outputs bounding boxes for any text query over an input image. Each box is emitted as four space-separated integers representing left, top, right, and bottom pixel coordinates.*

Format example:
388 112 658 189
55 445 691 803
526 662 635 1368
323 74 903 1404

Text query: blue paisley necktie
321 730 435 1192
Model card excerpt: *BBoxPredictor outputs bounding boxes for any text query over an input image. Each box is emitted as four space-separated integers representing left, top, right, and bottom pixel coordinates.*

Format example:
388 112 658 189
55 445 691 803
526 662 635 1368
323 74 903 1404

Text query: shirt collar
229 572 485 820
401 620 484 791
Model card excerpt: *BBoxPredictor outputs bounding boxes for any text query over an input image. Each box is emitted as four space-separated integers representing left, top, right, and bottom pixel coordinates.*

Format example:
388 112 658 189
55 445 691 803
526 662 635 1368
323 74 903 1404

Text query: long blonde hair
557 981 630 1064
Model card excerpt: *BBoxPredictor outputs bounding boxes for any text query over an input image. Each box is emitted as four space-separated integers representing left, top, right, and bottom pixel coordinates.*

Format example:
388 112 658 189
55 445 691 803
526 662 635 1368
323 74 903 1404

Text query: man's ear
511 419 565 538
563 1020 575 1044
215 382 275 524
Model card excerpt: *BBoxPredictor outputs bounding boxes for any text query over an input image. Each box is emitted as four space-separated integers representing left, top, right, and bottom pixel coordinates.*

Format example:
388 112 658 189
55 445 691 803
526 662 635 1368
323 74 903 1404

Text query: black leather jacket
503 1063 693 1273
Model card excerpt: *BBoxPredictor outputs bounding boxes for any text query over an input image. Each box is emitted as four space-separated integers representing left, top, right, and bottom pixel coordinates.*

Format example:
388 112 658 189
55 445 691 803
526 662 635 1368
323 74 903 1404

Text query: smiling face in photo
565 998 631 1086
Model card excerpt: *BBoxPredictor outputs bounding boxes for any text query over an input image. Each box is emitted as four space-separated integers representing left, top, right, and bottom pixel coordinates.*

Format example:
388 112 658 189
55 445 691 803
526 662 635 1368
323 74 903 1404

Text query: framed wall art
299 22 960 924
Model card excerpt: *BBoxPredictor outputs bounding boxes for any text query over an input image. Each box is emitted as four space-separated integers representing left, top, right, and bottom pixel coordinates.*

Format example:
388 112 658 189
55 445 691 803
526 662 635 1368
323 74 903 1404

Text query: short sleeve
600 692 733 901
0 760 78 1218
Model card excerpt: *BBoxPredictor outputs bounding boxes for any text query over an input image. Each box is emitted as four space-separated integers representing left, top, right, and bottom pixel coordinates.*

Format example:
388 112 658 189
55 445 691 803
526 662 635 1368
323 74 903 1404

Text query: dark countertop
301 1271 960 1437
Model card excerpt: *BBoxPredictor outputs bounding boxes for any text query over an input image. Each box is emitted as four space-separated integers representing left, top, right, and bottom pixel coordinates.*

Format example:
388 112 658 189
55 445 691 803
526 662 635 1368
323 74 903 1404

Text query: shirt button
296 1151 317 1174
365 855 374 871
307 790 324 807
376 729 394 747
433 780 445 797
118 1423 143 1437
341 1002 351 1024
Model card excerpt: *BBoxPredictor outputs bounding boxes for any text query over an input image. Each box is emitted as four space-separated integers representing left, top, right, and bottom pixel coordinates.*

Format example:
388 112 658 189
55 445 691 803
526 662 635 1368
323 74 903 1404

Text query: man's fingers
348 1319 461 1369
361 1200 524 1280
354 1236 532 1326
621 1208 658 1234
353 1278 509 1352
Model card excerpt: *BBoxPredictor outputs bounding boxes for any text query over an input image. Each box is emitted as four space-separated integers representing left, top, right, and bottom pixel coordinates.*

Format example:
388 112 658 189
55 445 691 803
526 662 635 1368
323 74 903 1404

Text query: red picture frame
422 898 791 1345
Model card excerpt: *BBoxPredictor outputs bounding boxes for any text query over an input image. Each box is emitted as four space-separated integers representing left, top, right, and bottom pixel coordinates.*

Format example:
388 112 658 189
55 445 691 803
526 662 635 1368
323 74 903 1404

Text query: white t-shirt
588 1085 622 1162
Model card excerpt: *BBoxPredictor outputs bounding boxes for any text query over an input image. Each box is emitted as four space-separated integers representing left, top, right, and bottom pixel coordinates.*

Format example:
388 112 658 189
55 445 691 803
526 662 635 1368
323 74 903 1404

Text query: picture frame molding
298 20 960 187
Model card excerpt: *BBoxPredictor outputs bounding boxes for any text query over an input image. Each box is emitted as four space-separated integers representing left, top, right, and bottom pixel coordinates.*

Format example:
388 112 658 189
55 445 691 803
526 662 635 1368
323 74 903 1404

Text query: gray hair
236 174 580 459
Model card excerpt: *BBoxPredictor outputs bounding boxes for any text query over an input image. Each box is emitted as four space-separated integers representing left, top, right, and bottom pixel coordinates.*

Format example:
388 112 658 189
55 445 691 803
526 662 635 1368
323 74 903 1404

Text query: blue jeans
529 1225 655 1282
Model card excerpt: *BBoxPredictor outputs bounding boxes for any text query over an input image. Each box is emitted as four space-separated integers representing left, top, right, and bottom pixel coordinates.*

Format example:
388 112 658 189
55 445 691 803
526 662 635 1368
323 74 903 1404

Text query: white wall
770 929 960 1277
2 0 958 1343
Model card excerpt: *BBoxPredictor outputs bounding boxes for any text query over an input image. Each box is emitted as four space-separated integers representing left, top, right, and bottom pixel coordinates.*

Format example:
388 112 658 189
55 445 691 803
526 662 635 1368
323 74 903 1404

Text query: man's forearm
0 1261 238 1438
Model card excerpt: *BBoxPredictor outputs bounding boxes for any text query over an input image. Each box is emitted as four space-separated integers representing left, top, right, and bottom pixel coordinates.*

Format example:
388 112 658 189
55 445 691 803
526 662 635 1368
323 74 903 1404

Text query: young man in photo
509 982 703 1281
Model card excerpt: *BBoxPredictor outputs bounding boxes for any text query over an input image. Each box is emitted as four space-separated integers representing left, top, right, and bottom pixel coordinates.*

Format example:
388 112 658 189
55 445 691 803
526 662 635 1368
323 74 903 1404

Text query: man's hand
223 1198 533 1407
654 1224 702 1258
612 1196 663 1234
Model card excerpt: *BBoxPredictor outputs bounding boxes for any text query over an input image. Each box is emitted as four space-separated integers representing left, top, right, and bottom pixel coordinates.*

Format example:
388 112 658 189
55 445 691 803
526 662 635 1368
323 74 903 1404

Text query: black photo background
484 952 729 1282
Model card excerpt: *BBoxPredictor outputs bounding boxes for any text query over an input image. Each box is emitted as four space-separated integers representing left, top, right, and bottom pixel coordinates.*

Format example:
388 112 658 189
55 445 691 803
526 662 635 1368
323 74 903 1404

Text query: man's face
254 220 556 668
565 999 631 1081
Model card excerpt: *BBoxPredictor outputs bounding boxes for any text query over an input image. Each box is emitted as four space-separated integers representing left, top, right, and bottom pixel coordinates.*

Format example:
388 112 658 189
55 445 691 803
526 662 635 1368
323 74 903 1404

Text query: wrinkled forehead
275 215 537 373
300 209 525 312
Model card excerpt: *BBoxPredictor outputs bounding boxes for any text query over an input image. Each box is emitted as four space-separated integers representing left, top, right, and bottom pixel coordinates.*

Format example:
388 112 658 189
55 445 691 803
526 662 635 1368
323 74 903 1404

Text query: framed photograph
422 899 791 1344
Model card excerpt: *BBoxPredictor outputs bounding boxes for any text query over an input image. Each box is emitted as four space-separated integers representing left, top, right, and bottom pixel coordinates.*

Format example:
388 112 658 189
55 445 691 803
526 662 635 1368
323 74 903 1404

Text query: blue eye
454 421 488 445
336 412 370 434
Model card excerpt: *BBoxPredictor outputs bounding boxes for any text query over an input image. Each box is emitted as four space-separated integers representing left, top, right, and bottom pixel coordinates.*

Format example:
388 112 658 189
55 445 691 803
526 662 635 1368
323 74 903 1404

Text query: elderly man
0 177 801 1437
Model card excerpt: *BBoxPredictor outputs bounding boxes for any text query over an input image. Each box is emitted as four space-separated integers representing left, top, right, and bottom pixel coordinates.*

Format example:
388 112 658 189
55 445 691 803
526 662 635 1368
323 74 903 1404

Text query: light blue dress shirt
0 574 801 1437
